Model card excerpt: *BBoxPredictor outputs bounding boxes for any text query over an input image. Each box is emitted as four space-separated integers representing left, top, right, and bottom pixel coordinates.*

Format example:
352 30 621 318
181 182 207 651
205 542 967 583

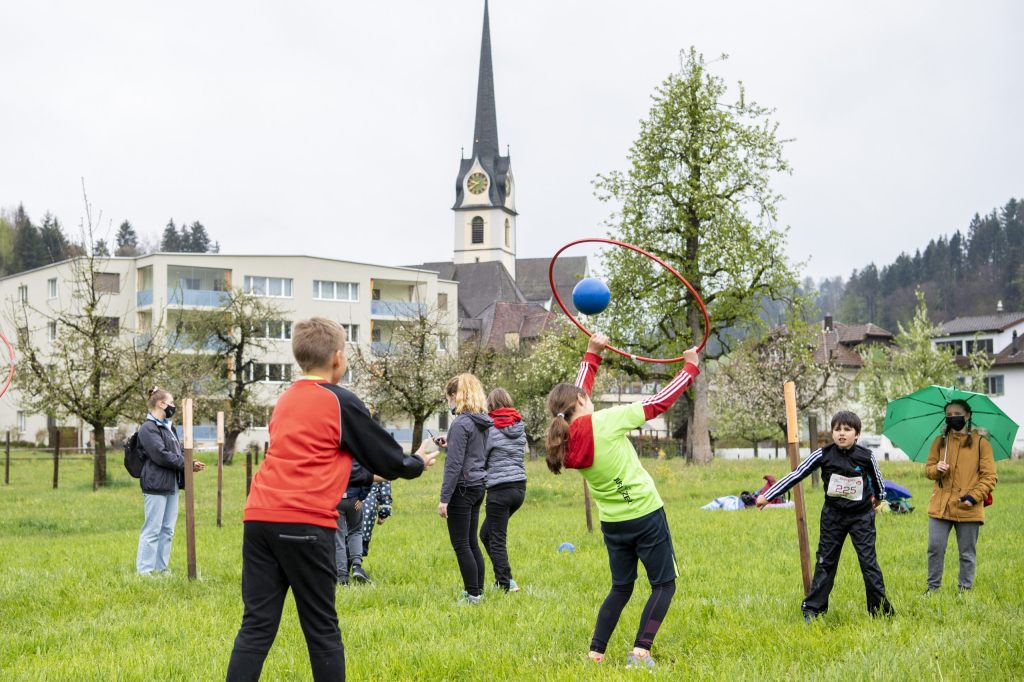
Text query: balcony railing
371 341 396 355
168 288 230 307
137 289 153 306
370 300 426 317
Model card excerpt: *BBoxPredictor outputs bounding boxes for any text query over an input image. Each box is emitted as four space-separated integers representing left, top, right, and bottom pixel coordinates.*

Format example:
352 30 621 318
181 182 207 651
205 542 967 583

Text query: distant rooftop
938 312 1024 336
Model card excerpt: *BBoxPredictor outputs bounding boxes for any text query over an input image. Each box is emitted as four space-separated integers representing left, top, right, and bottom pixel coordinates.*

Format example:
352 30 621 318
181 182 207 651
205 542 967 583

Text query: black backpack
123 429 145 478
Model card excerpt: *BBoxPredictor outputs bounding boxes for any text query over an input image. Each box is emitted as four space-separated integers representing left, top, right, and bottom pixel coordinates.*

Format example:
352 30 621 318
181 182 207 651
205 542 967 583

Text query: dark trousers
334 497 364 581
446 484 486 597
226 522 345 681
803 505 894 617
480 483 526 589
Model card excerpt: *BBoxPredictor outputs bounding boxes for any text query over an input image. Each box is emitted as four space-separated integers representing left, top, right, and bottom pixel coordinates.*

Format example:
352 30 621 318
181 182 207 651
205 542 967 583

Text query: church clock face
467 172 489 195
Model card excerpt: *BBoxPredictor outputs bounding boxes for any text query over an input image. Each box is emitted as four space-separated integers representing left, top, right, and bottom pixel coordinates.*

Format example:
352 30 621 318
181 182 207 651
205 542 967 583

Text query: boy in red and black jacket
226 317 437 682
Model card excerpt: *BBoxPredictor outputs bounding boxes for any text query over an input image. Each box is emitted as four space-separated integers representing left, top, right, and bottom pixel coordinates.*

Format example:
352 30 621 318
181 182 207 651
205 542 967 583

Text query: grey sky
3 1 1022 281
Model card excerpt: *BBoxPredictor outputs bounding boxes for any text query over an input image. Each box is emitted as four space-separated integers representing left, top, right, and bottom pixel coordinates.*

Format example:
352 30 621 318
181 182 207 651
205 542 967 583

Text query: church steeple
472 0 499 161
453 0 517 278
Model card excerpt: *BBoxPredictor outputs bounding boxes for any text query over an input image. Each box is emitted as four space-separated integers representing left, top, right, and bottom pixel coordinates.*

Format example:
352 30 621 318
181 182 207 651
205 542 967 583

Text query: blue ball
572 278 611 315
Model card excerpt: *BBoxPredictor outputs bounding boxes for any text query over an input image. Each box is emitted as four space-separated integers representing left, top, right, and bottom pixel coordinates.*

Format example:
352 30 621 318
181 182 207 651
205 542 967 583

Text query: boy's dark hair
830 410 861 434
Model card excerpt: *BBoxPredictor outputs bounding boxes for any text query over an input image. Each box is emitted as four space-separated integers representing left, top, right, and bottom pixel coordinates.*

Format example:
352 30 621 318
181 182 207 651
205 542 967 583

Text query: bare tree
9 182 174 488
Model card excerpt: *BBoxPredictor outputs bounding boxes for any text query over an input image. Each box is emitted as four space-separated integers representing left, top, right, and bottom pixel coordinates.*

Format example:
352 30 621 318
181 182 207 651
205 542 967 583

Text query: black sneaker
350 565 372 583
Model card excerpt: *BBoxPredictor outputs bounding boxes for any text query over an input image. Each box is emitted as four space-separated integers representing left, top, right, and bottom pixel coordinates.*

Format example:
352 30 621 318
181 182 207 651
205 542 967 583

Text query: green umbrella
882 385 1019 461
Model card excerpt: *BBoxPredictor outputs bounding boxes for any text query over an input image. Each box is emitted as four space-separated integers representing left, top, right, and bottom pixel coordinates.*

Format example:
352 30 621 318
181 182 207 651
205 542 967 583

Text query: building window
504 218 511 247
439 333 448 351
253 320 292 339
248 363 293 383
17 285 27 303
984 375 1005 395
47 278 58 299
48 321 57 341
966 339 994 355
936 340 963 357
342 324 359 343
17 411 27 433
437 293 448 311
313 280 359 302
371 288 381 301
93 272 120 293
371 327 382 342
244 275 292 298
340 368 352 385
471 216 484 244
100 317 120 335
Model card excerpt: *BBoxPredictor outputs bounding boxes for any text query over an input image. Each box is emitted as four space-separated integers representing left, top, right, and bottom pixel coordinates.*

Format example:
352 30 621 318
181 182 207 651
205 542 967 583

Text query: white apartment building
0 253 459 449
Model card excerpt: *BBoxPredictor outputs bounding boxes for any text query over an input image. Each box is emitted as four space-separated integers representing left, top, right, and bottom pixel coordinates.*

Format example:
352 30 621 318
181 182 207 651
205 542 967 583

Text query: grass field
1 452 1021 681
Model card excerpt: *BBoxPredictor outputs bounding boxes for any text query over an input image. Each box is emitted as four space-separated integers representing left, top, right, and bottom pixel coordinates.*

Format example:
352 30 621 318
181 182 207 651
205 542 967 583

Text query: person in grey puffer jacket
437 373 493 603
480 388 528 592
136 387 204 575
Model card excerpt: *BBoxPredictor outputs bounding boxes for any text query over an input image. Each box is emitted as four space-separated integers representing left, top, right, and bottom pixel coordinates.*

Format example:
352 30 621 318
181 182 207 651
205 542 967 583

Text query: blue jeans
137 490 179 574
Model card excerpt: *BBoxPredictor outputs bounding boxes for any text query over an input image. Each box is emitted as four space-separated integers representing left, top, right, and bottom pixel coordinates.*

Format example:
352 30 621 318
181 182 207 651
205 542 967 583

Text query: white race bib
826 473 864 501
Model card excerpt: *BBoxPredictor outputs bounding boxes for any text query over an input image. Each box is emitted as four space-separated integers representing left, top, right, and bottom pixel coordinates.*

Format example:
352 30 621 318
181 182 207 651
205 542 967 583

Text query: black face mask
163 405 177 419
450 406 457 416
945 415 966 431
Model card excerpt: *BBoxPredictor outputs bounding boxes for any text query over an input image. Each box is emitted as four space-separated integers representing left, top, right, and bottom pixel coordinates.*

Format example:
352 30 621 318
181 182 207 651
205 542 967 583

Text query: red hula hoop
0 331 13 399
548 237 711 363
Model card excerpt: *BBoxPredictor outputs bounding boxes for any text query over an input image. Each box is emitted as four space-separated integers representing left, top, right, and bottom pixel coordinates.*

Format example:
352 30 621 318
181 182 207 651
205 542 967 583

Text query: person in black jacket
435 373 493 604
756 410 894 621
136 387 204 575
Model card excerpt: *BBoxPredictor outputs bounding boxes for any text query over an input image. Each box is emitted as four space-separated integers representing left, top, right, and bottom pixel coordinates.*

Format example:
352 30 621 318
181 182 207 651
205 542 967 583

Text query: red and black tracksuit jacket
243 378 425 529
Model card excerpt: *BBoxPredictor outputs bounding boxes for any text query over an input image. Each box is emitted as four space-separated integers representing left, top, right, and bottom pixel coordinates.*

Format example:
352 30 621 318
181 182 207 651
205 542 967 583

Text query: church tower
453 0 517 279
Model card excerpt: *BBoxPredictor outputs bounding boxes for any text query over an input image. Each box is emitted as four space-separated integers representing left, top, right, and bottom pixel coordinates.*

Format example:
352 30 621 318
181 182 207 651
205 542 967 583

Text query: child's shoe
350 564 372 584
587 651 604 664
508 578 520 593
457 590 482 605
625 651 655 671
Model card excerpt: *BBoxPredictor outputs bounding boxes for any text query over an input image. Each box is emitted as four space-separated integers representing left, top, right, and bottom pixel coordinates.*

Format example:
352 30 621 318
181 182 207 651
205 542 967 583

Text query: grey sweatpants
927 517 981 589
335 496 364 581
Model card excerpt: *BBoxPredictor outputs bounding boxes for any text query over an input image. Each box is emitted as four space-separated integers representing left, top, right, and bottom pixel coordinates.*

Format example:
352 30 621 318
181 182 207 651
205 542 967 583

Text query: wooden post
784 382 812 596
246 446 252 497
808 414 821 487
583 480 594 533
4 431 9 485
216 411 224 528
183 399 197 581
52 429 61 489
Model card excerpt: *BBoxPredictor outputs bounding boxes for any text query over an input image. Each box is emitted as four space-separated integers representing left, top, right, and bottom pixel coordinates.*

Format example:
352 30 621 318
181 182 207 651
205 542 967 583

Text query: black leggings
479 483 526 589
590 580 676 653
445 485 485 597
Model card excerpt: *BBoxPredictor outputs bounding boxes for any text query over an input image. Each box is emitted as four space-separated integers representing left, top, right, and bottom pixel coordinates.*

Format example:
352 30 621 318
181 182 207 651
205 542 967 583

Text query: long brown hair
487 387 514 412
544 383 584 474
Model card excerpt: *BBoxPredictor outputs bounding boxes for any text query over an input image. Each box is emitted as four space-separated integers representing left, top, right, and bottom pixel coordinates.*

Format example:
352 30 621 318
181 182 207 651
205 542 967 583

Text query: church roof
416 260 526 319
475 300 558 350
452 0 512 211
515 256 589 315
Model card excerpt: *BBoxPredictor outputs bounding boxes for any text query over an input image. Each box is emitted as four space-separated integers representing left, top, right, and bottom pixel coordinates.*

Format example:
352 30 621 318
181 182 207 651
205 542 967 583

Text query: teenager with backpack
135 387 204 576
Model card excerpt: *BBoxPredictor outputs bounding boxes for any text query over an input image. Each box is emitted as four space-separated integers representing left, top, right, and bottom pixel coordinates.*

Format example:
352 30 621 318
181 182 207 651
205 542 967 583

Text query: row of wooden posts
0 401 269 582
579 381 815 597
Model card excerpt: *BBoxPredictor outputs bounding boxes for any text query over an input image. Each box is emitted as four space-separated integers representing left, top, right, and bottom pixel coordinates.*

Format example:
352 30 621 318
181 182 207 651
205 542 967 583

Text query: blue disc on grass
572 278 611 315
558 542 576 553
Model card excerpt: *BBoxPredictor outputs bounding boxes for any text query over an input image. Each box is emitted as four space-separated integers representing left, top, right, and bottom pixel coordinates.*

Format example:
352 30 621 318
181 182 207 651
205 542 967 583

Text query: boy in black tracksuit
757 410 894 620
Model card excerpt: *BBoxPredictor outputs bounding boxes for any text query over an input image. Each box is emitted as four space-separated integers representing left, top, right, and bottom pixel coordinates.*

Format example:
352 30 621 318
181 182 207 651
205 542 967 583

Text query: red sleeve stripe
574 360 589 389
641 369 693 407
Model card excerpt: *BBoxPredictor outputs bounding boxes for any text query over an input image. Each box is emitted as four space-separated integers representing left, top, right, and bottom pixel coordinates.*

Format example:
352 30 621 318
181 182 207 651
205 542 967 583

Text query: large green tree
594 48 799 463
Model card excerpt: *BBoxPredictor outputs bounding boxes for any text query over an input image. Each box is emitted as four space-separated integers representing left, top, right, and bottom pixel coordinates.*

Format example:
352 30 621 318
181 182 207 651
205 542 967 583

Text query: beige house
0 253 458 449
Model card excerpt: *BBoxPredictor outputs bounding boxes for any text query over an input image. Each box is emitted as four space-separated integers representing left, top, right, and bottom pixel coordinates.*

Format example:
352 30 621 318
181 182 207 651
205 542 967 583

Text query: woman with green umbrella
924 399 998 594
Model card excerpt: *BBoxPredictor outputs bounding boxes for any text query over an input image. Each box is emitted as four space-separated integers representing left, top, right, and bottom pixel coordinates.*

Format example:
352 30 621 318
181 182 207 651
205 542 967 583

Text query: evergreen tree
0 210 15 275
160 220 181 252
93 239 110 257
39 213 70 264
115 220 139 256
12 204 46 273
185 221 211 253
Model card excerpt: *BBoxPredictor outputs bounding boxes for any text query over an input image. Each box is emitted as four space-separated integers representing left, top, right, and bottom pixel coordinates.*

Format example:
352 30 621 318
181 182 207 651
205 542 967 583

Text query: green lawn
1 452 1021 680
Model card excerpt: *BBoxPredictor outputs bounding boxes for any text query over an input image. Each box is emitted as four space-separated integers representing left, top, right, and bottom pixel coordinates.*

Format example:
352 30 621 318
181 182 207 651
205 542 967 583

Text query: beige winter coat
924 430 998 523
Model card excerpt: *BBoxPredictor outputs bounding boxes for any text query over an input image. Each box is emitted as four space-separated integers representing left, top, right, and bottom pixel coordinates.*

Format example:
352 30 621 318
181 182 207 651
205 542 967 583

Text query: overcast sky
2 1 1021 281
